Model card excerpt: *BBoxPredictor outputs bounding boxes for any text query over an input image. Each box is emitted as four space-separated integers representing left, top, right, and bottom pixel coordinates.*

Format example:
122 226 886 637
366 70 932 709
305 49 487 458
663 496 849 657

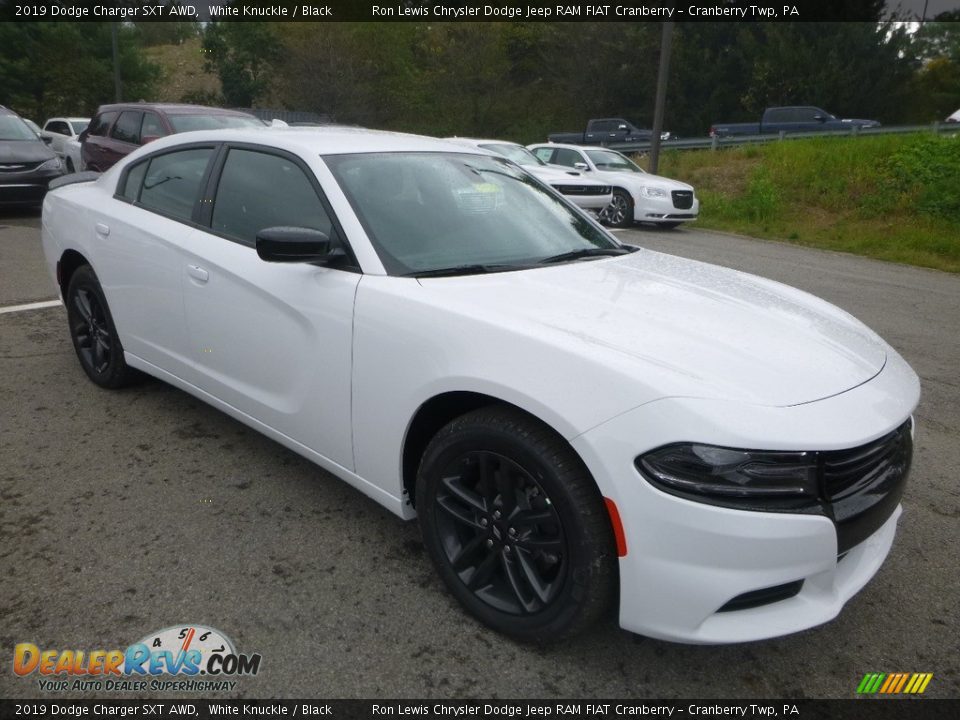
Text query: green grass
649 133 960 273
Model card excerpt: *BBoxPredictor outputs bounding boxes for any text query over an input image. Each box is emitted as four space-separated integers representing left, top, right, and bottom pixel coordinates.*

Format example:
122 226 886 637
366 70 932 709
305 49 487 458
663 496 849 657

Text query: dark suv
0 105 66 206
81 103 264 172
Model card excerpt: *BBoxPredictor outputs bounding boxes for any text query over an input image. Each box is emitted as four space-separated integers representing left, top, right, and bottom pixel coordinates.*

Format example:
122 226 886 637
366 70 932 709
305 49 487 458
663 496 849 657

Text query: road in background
2 214 958 698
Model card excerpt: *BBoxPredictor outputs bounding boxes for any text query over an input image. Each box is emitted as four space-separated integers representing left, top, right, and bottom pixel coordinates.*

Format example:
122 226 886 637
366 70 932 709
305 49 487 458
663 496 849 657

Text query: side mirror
574 162 589 171
813 115 825 122
41 135 53 145
618 124 628 130
256 226 342 263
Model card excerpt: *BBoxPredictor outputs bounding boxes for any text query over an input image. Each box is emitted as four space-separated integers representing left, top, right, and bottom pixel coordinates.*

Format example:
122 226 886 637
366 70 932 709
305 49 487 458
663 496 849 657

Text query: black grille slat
0 162 42 173
825 420 912 553
671 190 694 209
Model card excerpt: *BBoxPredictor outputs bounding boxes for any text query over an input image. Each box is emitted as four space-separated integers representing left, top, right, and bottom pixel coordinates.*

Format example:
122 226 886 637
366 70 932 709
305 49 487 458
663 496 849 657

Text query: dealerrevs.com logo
14 625 261 693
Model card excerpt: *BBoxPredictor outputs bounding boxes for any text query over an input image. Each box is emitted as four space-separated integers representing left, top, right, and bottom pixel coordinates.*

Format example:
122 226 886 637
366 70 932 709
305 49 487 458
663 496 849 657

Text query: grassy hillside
652 133 960 273
144 39 219 104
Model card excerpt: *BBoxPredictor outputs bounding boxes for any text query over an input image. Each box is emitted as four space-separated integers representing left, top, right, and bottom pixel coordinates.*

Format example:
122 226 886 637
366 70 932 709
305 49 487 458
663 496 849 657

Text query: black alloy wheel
417 406 617 642
599 189 634 229
65 264 139 388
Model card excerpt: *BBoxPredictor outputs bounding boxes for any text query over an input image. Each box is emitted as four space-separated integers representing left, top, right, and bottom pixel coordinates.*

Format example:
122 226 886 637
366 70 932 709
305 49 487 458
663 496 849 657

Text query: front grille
0 162 42 173
554 184 611 196
824 419 912 553
671 190 694 209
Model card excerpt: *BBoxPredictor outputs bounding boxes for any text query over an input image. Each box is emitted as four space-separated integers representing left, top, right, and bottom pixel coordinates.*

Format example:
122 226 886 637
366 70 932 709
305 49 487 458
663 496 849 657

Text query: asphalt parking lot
1 206 958 700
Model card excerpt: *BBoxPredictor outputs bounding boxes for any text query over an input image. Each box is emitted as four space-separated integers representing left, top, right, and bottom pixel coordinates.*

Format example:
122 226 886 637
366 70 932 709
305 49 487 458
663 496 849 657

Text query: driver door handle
187 265 209 283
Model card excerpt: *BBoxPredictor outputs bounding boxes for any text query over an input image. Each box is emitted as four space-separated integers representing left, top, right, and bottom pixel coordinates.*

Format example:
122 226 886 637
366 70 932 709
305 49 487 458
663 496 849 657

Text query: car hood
524 164 605 186
417 249 887 408
588 169 692 192
0 140 56 163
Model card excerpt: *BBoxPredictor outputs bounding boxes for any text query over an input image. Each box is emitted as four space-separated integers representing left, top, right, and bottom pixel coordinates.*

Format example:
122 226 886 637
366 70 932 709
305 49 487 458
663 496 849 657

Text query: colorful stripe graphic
857 673 933 694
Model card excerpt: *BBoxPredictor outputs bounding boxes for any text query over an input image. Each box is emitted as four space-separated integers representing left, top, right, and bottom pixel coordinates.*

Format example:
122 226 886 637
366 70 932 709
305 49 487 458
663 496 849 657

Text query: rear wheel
416 406 617 643
65 265 140 388
599 189 634 228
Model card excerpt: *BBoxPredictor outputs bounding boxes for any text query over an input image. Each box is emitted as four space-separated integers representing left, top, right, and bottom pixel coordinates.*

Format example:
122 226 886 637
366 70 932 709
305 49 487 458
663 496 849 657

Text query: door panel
181 239 359 469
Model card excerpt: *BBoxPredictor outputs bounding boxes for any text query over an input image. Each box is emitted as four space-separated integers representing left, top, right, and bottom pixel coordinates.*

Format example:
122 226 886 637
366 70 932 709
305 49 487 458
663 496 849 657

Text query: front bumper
0 168 65 205
570 347 919 643
634 191 700 223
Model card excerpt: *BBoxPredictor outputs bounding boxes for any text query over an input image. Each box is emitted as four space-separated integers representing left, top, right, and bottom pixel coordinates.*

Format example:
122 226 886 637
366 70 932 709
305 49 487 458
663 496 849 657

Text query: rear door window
138 147 215 222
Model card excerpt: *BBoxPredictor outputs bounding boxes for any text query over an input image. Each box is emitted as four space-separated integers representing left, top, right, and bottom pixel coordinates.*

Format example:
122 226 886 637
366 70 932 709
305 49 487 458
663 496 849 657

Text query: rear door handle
95 222 110 236
187 265 209 283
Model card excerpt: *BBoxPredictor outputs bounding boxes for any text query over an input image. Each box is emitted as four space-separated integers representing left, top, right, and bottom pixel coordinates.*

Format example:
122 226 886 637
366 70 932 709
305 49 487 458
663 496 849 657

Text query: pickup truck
709 106 880 138
548 118 669 145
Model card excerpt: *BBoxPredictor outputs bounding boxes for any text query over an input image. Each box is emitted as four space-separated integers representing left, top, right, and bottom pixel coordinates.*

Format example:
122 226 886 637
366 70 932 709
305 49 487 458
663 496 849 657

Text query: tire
66 158 75 173
65 265 140 388
599 189 634 229
416 406 617 643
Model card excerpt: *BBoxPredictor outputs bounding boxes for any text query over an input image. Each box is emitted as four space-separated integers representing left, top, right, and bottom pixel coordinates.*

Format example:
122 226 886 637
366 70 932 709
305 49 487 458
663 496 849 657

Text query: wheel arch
401 391 604 513
58 249 90 298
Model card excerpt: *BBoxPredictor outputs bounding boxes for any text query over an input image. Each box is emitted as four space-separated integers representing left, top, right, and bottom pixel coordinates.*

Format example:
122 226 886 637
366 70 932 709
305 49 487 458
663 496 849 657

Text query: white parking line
0 299 62 315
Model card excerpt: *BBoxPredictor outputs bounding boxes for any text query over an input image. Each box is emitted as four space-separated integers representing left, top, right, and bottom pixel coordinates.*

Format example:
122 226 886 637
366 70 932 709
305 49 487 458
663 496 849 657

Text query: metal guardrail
609 122 959 154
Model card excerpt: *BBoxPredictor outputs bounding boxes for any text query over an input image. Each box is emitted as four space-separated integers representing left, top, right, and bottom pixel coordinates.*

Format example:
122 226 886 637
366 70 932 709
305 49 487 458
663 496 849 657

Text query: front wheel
599 189 634 229
65 265 140 388
416 406 617 643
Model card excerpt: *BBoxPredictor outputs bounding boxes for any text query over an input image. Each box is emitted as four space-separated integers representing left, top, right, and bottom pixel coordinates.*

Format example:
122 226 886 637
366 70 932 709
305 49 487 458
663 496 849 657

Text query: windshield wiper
537 246 635 265
404 263 529 278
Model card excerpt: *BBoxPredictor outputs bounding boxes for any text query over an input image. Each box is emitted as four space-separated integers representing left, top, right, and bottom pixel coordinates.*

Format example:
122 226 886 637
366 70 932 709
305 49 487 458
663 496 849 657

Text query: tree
0 22 159 120
201 22 284 107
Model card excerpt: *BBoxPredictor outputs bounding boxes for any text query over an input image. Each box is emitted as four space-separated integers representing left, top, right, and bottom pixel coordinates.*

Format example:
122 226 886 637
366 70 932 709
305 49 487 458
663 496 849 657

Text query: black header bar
2 1 956 23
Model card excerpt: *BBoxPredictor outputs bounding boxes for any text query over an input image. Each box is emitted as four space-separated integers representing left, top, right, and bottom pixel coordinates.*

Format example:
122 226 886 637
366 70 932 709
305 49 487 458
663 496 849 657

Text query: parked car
709 106 881 138
549 118 670 145
946 108 960 123
0 105 65 206
529 142 698 229
62 138 84 173
23 118 44 137
42 127 918 644
447 138 612 213
41 117 90 171
80 103 264 172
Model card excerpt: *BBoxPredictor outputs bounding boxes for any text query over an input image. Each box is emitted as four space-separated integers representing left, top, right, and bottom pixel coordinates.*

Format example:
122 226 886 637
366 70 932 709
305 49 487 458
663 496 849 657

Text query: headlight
39 157 63 171
639 186 667 199
636 444 820 510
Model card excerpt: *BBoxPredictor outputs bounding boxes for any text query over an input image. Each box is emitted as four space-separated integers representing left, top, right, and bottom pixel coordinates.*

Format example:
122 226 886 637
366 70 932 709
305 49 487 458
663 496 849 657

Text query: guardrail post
932 121 940 134
778 130 785 141
711 135 718 150
852 125 859 136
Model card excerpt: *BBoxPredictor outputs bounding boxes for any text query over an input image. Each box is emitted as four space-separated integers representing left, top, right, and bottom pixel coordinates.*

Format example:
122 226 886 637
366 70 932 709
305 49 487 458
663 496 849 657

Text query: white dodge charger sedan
529 142 700 229
446 138 612 214
42 127 919 644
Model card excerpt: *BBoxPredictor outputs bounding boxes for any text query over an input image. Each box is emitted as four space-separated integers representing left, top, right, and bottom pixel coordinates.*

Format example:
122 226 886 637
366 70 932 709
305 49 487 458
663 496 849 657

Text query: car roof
530 143 624 154
449 138 523 147
95 103 256 118
118 126 492 158
46 117 90 123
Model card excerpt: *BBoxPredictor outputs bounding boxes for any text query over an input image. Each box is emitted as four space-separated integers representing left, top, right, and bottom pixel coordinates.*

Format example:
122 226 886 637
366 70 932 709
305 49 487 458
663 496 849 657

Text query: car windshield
325 152 621 276
0 116 39 141
169 115 265 132
585 149 645 173
480 143 546 167
70 120 89 135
